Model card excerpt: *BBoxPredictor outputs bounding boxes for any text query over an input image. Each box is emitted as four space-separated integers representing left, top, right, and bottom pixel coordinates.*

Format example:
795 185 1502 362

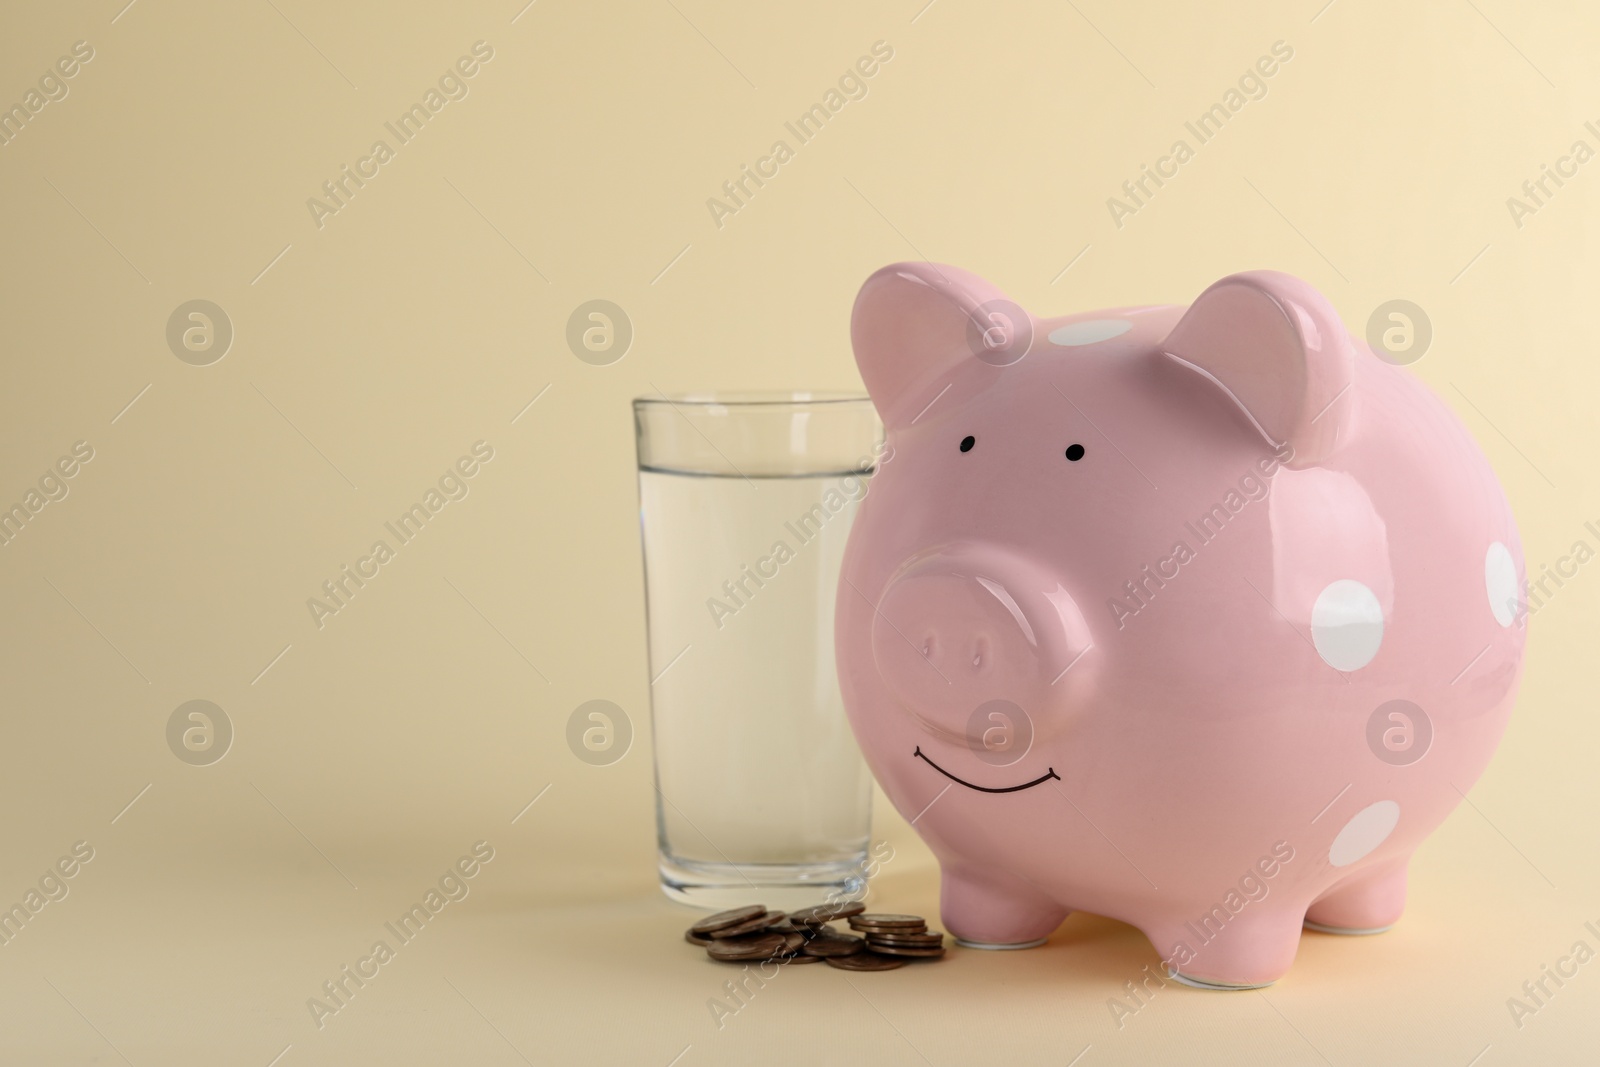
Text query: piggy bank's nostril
972 636 989 671
920 634 937 660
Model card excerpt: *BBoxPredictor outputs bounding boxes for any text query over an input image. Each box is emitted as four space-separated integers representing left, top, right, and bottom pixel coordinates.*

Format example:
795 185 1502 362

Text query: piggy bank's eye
1065 443 1085 461
959 435 976 453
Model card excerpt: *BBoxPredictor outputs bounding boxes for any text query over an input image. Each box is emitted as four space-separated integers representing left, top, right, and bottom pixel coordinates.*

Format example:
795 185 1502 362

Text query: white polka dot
1048 319 1132 346
1310 579 1384 671
1329 800 1400 867
1486 541 1519 628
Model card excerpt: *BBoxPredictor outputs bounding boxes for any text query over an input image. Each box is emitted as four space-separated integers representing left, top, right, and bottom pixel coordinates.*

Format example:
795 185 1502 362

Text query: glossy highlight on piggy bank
835 263 1526 988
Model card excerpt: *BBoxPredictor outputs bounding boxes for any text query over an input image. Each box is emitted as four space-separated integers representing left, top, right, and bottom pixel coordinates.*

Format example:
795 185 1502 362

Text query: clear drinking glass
635 392 880 909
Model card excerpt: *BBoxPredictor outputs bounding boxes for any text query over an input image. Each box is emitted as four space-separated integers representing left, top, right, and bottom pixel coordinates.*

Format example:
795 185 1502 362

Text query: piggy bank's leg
941 865 1068 949
1142 908 1305 989
1303 856 1408 934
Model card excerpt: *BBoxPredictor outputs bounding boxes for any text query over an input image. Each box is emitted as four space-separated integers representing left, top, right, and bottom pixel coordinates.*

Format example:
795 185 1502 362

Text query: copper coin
867 943 946 958
691 905 767 935
825 952 906 971
766 918 798 934
850 913 926 927
780 932 806 954
866 931 944 947
850 917 927 933
711 911 786 939
685 929 715 947
707 933 787 961
780 951 823 964
802 933 864 958
791 901 865 925
851 924 928 936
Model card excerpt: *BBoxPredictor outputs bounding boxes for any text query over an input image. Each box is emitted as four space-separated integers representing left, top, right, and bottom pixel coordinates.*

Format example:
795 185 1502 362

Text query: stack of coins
847 914 947 960
685 904 946 971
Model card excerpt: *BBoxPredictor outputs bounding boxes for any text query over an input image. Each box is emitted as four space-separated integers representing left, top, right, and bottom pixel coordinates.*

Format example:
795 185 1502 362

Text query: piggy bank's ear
851 262 1026 429
1162 271 1355 468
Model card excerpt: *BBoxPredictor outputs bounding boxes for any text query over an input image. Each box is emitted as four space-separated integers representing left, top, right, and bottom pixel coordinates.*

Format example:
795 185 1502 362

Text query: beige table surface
3 0 1598 1063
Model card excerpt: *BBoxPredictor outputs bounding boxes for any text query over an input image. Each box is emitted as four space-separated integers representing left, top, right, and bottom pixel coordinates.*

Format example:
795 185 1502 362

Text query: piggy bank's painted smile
912 746 1060 793
836 261 1525 989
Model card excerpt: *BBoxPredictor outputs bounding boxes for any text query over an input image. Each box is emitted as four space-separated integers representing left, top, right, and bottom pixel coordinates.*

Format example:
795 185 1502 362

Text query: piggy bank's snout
870 551 1092 736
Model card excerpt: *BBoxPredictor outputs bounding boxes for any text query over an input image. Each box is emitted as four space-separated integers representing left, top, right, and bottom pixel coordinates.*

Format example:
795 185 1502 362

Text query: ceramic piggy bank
835 262 1526 988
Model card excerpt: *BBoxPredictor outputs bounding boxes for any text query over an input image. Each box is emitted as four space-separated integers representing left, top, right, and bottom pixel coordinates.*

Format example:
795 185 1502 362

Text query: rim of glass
633 390 871 408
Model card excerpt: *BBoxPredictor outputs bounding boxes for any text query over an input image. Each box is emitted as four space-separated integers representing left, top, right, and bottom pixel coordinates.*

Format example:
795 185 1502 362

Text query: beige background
1 0 1596 1063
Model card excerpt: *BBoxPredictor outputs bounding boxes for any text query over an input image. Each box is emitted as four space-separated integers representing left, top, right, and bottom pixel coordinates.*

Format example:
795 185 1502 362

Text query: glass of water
634 392 881 909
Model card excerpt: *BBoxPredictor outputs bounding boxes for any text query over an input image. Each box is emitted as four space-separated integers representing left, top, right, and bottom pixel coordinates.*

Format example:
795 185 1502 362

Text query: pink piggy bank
836 262 1526 988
